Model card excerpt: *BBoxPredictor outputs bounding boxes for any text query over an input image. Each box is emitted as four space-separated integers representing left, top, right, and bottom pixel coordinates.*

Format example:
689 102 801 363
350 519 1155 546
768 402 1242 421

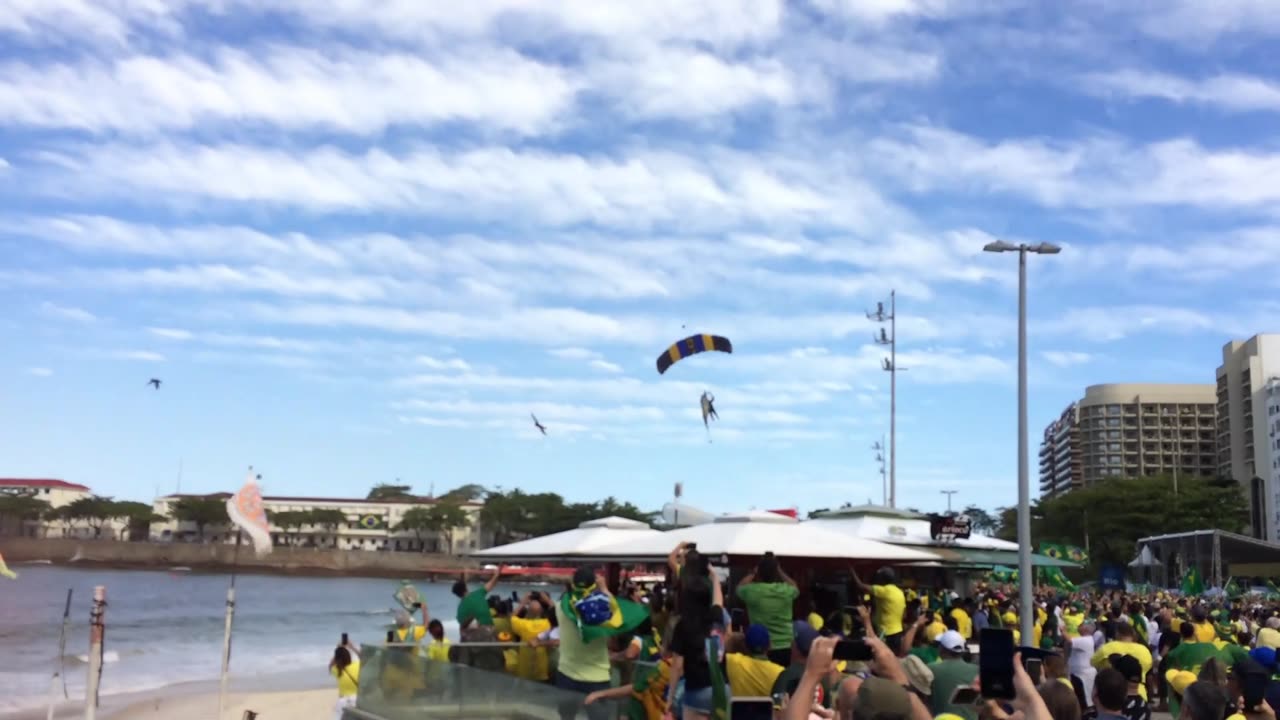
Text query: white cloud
116 350 165 362
26 367 53 377
1039 306 1216 342
0 47 577 135
589 359 624 374
871 125 1280 212
415 355 472 372
1082 70 1280 113
39 301 96 323
147 327 193 340
1041 350 1093 367
30 141 905 233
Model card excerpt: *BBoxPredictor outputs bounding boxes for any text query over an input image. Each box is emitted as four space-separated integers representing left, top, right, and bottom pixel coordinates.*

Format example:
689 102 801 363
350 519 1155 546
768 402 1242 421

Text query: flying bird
147 378 162 390
531 413 547 436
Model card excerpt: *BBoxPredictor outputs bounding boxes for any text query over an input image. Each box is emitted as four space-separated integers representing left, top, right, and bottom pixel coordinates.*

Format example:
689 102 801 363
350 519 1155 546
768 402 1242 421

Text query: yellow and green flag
1181 566 1204 596
0 552 16 580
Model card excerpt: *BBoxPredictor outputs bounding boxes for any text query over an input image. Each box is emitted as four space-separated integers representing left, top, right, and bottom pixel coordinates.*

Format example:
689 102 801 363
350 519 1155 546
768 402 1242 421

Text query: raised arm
849 567 870 594
711 569 725 608
668 542 688 575
898 613 928 658
484 565 503 594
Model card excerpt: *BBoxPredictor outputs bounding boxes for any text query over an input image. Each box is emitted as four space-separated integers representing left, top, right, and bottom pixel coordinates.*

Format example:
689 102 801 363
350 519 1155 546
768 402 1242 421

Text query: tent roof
580 512 939 563
804 515 1020 552
474 516 660 561
1137 529 1280 565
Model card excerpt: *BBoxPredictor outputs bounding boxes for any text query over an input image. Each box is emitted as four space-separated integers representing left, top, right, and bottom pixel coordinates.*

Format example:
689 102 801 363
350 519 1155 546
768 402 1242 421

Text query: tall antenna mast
868 291 905 507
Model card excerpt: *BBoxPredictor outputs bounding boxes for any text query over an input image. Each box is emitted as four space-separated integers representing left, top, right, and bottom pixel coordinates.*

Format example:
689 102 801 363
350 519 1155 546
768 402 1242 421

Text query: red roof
0 478 90 492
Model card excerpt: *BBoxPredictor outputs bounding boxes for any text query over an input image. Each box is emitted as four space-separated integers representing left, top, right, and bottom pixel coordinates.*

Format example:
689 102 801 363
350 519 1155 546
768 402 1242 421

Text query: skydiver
531 413 547 436
147 378 162 390
700 392 718 426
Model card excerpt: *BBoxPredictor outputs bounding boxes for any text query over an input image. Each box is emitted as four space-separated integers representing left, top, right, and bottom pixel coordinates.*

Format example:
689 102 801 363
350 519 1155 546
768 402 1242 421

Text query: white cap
938 630 966 653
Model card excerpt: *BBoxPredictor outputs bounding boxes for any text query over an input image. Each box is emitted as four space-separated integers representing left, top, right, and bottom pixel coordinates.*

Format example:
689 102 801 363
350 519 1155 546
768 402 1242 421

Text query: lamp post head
982 240 1019 253
1028 242 1062 255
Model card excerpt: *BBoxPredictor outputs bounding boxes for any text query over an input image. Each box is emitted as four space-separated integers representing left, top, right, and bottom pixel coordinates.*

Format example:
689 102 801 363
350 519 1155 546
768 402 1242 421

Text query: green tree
65 496 117 538
996 475 1247 569
172 496 230 542
367 483 415 500
426 501 472 554
438 483 486 503
961 505 1000 535
0 494 52 535
111 501 166 541
395 506 437 551
269 510 309 546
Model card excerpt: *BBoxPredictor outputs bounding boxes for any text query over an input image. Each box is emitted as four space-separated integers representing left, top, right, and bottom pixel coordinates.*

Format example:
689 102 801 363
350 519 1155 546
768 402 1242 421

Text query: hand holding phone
341 632 349 646
1024 658 1042 686
949 687 981 706
833 640 874 662
979 629 1016 700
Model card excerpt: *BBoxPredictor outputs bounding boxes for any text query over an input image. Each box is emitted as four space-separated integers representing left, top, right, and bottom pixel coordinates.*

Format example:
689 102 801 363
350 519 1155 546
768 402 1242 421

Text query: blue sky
2 0 1279 516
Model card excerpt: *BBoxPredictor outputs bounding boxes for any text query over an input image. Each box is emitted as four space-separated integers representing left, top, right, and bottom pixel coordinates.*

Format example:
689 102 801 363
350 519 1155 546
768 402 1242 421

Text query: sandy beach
105 688 336 720
1 689 337 720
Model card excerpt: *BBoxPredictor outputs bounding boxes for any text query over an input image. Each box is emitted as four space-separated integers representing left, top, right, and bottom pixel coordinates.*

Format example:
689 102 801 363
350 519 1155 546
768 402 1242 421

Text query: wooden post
85 586 106 720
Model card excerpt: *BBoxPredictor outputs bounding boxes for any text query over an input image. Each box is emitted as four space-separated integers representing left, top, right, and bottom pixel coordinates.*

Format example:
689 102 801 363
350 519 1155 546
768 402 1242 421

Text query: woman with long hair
329 639 362 720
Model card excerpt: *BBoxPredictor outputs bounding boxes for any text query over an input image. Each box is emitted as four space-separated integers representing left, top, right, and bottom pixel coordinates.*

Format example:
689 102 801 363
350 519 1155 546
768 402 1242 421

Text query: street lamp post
941 490 957 513
983 239 1060 648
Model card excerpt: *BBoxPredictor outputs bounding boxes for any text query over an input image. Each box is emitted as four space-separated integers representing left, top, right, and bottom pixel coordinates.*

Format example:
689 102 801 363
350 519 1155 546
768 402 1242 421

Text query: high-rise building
1038 403 1081 498
1039 383 1217 498
1215 334 1280 540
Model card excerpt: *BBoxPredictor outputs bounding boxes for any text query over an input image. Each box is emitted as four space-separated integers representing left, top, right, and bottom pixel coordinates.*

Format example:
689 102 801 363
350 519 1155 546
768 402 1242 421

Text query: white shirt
1069 636 1095 676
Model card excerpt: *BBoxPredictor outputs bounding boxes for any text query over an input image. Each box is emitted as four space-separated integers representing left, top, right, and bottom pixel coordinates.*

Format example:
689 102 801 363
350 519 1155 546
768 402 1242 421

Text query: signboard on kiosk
929 514 972 544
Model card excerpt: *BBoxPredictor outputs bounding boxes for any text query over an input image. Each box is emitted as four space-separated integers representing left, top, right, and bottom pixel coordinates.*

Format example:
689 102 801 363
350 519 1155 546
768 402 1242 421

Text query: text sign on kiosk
929 514 972 544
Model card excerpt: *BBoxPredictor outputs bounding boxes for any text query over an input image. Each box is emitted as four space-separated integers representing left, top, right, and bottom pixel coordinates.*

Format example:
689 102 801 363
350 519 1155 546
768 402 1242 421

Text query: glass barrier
347 645 628 720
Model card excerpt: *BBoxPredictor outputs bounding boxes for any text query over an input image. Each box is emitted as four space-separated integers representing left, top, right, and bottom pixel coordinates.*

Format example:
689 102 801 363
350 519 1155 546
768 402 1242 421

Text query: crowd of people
329 547 1280 720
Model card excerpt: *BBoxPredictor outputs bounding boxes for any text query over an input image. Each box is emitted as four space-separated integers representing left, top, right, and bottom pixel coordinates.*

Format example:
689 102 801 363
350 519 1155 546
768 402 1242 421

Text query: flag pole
47 588 72 720
218 529 243 719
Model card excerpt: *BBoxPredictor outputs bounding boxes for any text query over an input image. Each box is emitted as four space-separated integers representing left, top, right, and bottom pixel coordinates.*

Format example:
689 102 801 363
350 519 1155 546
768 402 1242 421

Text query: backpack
574 590 614 626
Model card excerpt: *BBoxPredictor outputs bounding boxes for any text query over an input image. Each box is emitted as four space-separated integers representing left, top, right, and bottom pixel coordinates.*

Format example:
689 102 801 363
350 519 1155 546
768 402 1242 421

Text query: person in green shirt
736 551 800 667
453 565 503 629
930 631 979 720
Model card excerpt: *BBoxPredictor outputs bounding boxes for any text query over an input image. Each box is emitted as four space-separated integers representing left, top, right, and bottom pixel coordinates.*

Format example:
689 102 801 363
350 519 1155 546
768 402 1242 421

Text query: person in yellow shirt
1190 607 1218 643
725 624 786 697
510 593 552 681
852 567 906 652
329 642 361 720
424 619 452 662
950 604 973 641
1258 617 1280 649
923 611 949 643
1062 604 1085 638
393 607 427 646
1091 623 1152 701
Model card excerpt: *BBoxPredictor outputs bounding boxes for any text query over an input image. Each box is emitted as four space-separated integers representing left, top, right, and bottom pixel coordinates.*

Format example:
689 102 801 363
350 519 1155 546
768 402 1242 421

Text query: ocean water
0 565 537 715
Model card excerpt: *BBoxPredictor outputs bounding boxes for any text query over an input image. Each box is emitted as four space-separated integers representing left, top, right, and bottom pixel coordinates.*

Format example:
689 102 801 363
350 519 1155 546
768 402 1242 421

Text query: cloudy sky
2 0 1277 515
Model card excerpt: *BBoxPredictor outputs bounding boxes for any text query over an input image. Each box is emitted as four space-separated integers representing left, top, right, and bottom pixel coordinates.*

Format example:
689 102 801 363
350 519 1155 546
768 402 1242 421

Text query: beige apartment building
151 493 488 554
1039 383 1217 498
1216 334 1280 540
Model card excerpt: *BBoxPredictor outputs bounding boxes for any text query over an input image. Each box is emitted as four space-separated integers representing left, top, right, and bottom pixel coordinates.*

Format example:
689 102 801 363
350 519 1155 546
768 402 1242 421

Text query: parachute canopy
656 334 733 374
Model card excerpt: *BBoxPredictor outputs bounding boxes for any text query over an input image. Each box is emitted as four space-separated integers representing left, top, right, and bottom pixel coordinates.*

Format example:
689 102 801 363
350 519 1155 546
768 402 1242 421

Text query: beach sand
105 688 336 719
1 688 338 720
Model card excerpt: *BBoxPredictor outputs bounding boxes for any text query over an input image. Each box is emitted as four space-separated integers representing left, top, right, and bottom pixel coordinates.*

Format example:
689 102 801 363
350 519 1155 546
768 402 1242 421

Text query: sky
2 0 1279 517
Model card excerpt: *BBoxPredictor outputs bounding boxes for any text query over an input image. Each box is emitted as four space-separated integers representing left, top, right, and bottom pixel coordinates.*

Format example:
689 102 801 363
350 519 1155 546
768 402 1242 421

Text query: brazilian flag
1225 577 1244 600
1181 566 1204 596
558 587 649 643
1039 567 1077 592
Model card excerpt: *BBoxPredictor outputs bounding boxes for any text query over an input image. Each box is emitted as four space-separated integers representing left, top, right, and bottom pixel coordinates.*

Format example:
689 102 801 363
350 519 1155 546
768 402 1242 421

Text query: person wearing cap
1091 623 1153 702
770 621 837 711
930 630 979 720
900 653 934 701
851 567 907 653
726 623 785 698
554 567 615 720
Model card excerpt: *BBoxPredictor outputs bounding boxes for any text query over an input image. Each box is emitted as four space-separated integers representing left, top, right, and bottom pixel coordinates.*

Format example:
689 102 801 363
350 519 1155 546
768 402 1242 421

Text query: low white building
150 493 488 554
0 478 128 539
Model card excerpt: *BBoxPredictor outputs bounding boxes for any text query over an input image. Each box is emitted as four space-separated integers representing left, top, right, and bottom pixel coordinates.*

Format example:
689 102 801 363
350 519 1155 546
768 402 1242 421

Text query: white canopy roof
473 516 661 561
585 511 938 562
806 514 1019 552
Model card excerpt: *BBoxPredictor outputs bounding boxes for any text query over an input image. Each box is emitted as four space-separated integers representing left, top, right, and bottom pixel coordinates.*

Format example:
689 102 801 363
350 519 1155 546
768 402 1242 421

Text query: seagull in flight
147 378 162 390
531 413 547 436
